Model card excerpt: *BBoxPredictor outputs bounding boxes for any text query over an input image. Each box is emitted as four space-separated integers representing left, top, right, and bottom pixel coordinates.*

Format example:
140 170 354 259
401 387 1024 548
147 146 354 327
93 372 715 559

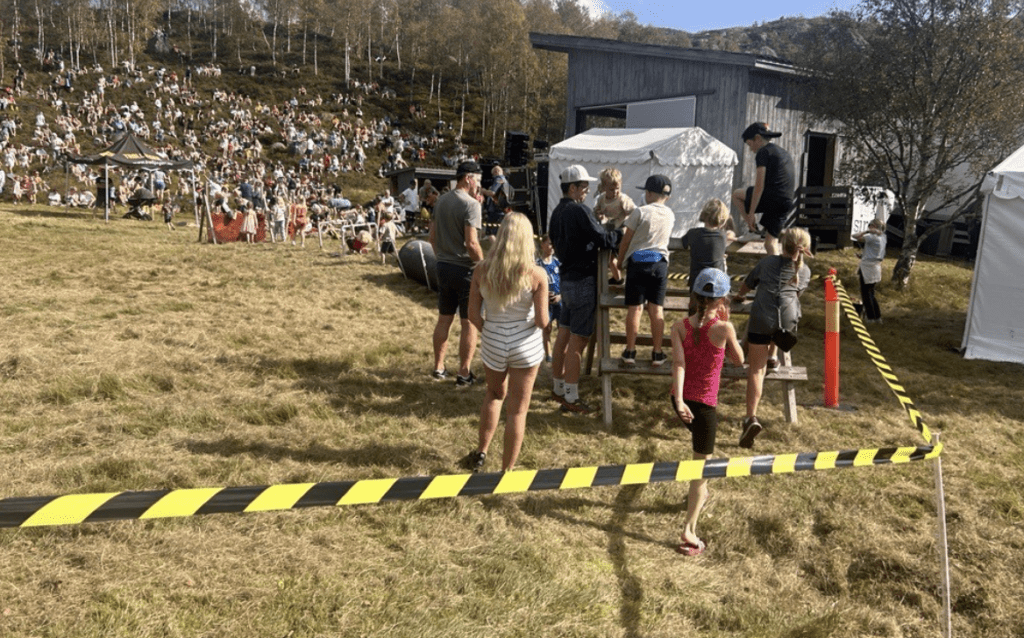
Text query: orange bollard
824 268 840 407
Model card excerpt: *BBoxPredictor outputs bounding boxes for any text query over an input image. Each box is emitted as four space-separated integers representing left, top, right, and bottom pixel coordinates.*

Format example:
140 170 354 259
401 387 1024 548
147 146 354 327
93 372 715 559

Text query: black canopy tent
63 133 197 223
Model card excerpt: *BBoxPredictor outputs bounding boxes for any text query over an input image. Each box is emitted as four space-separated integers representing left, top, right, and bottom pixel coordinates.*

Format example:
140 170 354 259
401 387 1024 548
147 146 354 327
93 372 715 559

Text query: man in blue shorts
548 165 622 414
732 122 796 255
429 161 484 387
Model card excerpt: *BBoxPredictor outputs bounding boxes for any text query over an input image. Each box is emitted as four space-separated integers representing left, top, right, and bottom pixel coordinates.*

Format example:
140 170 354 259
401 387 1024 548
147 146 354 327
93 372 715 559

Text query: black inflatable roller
398 240 439 290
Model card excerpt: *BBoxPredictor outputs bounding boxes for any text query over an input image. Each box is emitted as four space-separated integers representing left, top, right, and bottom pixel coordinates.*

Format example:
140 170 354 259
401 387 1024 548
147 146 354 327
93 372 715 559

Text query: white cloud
577 0 611 19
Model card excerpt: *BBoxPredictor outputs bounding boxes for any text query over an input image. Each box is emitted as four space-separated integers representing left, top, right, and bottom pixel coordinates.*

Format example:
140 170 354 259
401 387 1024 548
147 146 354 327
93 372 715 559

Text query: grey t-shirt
745 255 811 335
433 188 481 268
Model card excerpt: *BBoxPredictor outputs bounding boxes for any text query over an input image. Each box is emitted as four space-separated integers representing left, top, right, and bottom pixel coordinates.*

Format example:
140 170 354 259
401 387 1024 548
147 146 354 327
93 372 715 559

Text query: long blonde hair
780 227 812 284
480 212 535 310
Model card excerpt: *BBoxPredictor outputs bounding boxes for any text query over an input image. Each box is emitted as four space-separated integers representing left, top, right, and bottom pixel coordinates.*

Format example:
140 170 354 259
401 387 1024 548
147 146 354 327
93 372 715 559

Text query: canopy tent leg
104 163 110 223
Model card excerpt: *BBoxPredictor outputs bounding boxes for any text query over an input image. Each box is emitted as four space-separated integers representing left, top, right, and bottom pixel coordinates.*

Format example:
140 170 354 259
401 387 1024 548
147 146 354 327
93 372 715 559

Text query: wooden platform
592 249 806 426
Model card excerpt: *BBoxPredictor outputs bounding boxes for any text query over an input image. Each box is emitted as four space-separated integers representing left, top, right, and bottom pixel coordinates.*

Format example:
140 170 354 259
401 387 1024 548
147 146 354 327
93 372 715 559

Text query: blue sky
582 0 861 33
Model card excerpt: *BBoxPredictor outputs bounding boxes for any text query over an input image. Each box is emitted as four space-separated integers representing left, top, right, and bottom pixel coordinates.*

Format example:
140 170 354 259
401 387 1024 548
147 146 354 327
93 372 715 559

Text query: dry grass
0 205 1021 638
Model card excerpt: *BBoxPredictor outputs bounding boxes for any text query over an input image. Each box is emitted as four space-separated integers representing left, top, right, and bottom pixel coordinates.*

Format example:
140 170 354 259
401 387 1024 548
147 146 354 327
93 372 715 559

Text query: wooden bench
592 250 807 426
597 352 807 426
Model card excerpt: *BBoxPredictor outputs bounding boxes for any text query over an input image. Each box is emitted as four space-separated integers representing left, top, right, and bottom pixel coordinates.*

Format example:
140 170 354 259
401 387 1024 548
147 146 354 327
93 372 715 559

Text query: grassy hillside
0 206 1020 637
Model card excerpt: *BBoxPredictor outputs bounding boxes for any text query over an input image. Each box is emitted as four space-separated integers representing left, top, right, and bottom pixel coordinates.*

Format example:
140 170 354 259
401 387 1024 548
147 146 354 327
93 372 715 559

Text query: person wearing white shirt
400 179 419 230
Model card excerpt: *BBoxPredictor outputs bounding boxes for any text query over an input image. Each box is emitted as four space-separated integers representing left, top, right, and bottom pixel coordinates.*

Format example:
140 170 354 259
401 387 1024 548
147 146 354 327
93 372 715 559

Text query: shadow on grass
490 444 665 638
5 204 108 221
183 436 439 472
235 354 659 440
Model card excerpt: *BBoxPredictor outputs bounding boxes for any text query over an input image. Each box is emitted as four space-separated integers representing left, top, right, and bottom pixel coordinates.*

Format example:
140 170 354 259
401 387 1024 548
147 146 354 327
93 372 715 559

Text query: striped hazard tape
0 444 938 528
828 274 939 449
0 272 938 529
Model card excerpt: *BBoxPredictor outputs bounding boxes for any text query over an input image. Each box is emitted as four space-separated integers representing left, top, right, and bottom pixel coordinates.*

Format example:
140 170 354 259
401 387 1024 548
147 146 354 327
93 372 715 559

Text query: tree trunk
270 19 277 66
186 5 192 59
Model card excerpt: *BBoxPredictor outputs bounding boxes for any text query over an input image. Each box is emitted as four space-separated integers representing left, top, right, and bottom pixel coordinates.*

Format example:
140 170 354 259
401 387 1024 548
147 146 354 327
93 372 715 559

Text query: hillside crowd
0 55 477 239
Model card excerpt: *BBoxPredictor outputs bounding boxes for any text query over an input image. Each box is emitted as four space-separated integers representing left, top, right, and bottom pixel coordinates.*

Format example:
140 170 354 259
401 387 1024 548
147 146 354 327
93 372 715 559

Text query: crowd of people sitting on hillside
0 55 476 231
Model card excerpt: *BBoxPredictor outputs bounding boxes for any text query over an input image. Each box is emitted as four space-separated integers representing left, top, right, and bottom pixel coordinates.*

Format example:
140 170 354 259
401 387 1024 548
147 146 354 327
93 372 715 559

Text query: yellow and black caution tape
0 444 938 528
829 274 939 449
0 273 938 529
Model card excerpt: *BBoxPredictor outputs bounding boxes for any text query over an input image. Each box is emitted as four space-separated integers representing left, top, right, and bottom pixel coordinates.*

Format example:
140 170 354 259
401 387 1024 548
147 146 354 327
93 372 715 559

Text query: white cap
559 165 597 184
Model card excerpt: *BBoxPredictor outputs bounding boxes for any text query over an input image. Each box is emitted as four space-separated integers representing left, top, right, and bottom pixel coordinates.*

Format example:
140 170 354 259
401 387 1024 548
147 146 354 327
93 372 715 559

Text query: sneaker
651 351 667 367
455 372 477 388
739 416 763 449
460 450 486 472
736 231 764 243
561 399 594 415
431 369 449 381
766 358 779 370
621 349 637 367
550 391 568 406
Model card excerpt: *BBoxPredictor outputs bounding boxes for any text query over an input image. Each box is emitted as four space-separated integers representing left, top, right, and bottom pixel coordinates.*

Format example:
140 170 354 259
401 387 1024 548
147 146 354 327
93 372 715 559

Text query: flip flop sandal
676 539 706 556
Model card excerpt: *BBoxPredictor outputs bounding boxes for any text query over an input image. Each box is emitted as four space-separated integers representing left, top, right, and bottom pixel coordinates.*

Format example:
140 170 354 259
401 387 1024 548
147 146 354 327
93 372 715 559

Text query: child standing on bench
614 175 675 367
680 198 736 316
669 268 744 556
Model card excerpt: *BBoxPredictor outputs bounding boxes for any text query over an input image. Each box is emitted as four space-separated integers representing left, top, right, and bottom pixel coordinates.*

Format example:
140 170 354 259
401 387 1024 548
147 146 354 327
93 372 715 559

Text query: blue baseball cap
693 268 731 298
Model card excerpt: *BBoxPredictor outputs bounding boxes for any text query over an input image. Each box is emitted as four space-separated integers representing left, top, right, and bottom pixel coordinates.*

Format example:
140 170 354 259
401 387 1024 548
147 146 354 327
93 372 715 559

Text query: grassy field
0 205 1021 638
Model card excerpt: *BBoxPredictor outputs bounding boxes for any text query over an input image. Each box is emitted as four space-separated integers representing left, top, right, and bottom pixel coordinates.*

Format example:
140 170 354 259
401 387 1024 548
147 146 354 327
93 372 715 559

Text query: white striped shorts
480 320 544 371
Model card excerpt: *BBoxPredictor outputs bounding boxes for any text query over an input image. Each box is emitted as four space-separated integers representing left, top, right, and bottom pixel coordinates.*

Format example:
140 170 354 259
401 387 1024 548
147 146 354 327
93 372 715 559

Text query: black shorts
745 186 793 238
436 261 474 319
624 259 668 307
685 399 717 455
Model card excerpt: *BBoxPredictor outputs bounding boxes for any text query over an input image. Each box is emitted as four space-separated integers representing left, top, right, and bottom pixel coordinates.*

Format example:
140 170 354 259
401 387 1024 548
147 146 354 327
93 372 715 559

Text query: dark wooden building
529 33 840 193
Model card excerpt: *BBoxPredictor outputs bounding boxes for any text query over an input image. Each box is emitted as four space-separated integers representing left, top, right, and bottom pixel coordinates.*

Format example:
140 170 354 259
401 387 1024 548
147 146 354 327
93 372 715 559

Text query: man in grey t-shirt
429 161 484 386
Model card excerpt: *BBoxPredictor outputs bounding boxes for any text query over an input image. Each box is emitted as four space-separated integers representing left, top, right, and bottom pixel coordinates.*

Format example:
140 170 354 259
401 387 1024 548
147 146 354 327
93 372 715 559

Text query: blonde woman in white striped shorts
460 213 549 473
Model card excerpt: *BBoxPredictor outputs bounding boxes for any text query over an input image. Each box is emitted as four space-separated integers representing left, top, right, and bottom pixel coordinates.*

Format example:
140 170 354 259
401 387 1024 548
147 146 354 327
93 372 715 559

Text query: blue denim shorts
558 276 597 338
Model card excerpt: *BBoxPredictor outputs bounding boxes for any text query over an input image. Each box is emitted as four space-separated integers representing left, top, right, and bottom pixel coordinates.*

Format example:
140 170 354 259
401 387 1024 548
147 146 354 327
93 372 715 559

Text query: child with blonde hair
378 212 398 265
462 213 549 472
592 167 636 229
734 227 812 448
670 268 744 556
853 218 886 323
680 198 737 315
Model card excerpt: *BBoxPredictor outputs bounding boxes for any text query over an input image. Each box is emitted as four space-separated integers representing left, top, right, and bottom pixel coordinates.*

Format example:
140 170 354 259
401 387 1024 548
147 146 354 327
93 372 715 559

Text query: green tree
797 0 1024 288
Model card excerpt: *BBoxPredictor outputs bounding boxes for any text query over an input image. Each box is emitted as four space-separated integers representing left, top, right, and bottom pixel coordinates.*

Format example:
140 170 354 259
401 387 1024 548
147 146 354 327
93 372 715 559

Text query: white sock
553 378 565 396
564 383 579 404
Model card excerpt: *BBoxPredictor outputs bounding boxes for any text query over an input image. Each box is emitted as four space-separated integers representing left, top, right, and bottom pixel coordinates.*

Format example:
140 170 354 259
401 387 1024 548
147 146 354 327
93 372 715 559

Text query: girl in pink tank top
669 268 744 556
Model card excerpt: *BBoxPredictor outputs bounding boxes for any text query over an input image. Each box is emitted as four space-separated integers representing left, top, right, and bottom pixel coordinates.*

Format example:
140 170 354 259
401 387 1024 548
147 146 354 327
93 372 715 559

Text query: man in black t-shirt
732 122 796 255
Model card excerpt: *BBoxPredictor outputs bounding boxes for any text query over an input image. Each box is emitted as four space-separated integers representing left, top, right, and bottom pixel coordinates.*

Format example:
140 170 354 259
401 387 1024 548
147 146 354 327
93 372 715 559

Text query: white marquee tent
547 127 738 236
961 144 1024 364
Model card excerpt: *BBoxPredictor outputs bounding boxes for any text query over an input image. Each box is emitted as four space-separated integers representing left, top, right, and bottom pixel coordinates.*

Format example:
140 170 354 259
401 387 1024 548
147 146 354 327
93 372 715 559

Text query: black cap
742 122 782 141
456 160 482 176
637 174 672 196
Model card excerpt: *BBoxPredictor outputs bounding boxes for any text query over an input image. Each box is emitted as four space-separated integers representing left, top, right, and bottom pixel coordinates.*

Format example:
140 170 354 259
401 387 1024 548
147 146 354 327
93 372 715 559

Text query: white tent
547 127 738 236
961 145 1024 364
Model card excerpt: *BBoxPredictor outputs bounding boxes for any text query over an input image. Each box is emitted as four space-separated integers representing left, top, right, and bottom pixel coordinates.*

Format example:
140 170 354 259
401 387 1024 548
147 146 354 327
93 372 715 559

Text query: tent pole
104 162 110 223
203 179 217 245
63 159 70 216
191 170 199 227
932 432 952 638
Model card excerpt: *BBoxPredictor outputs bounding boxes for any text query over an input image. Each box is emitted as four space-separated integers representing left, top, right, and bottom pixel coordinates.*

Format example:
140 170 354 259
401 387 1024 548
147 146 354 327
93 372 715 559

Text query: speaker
504 131 530 167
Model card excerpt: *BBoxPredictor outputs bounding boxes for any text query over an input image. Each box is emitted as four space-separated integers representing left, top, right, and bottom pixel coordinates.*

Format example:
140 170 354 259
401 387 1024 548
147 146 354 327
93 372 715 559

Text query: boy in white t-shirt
614 175 675 367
